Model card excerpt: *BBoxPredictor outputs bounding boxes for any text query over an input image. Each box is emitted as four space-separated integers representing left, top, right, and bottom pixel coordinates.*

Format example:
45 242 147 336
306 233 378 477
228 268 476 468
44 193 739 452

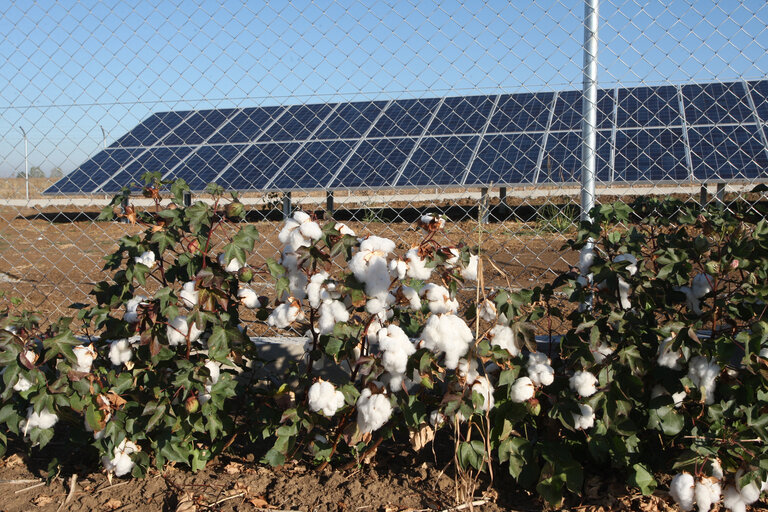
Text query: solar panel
368 97 440 138
616 85 680 128
315 101 386 140
271 140 355 190
466 133 542 185
46 148 144 194
487 92 554 133
331 137 416 189
218 143 299 191
162 109 235 146
748 80 768 123
260 103 334 142
427 96 495 136
109 111 188 148
99 146 194 193
682 82 755 126
397 136 478 187
166 145 244 190
612 128 688 182
688 124 768 180
208 106 284 144
538 131 610 183
550 90 613 131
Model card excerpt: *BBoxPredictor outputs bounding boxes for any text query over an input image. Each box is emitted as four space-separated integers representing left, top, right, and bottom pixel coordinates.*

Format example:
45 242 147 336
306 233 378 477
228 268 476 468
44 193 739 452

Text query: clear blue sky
1 0 767 177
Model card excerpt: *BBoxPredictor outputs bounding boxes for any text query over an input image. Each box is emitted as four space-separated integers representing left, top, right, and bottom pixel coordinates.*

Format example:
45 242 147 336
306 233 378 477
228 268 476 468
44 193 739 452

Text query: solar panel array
45 80 768 195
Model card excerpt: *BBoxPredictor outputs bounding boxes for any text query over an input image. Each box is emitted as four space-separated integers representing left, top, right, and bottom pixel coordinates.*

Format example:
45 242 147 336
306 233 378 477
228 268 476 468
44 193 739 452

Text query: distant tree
49 167 63 178
16 166 46 178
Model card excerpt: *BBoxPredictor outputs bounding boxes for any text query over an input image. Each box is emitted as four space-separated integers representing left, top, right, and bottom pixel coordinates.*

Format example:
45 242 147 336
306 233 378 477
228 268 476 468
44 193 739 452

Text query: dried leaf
103 498 123 510
409 424 435 452
224 461 243 475
4 453 24 468
32 495 54 506
176 492 197 512
249 496 270 507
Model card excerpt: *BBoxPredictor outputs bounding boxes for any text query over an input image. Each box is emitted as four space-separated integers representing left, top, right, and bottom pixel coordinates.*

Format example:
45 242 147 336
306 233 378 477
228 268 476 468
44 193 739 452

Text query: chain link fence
1 1 767 328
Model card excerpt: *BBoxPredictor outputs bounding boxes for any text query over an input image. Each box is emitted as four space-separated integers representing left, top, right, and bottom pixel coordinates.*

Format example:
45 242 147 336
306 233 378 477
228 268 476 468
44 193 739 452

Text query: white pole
20 127 28 201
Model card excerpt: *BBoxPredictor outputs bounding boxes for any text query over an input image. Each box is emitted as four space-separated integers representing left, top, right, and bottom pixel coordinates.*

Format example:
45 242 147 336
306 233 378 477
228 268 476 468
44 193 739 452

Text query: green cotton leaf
170 178 190 205
266 258 286 279
42 330 80 364
275 277 290 300
186 202 211 233
647 405 685 436
499 437 538 488
232 225 260 251
151 230 177 256
498 368 520 387
262 447 286 467
536 464 565 507
628 463 657 495
30 427 54 449
324 337 343 359
457 441 485 471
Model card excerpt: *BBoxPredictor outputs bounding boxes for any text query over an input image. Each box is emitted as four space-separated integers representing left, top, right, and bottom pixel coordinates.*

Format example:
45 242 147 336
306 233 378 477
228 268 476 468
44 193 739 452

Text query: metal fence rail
1 1 767 326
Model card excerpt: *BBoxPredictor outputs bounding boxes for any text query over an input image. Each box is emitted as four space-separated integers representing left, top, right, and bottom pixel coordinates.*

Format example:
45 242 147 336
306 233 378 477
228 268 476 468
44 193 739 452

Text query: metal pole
580 0 599 284
100 125 106 149
20 127 28 201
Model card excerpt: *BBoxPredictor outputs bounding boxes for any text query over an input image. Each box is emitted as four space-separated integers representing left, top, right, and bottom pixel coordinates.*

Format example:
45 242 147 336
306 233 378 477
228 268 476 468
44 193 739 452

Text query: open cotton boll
478 299 497 322
399 285 422 311
237 287 259 309
102 438 139 477
670 473 696 511
457 358 480 385
658 336 683 370
572 404 595 430
318 300 350 335
472 376 495 412
366 293 395 318
421 284 459 314
570 371 598 397
349 239 394 299
445 248 460 268
429 410 445 427
694 478 721 512
73 344 97 373
109 339 133 366
676 286 703 316
618 277 632 309
357 388 393 433
334 222 355 237
20 406 58 434
134 251 156 268
527 352 555 387
510 376 535 402
167 316 203 346
688 356 720 405
404 247 433 280
420 313 474 370
299 219 322 241
267 301 304 329
124 295 146 324
488 324 519 356
418 214 446 233
591 343 614 363
461 254 479 281
308 380 345 417
179 281 198 308
389 259 407 280
218 253 243 273
692 273 713 300
306 271 330 309
378 325 417 391
13 374 33 393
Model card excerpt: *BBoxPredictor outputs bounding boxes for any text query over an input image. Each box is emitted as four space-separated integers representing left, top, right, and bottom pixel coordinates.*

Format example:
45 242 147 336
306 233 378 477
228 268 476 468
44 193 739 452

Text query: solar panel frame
466 133 543 186
368 97 440 138
611 128 689 182
682 82 755 126
109 111 189 149
487 92 555 133
396 135 478 187
426 95 495 136
98 146 194 194
45 148 145 194
688 124 768 181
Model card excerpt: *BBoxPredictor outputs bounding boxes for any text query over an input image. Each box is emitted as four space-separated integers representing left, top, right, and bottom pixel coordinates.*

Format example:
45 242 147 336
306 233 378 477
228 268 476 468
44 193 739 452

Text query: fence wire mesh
1 1 767 330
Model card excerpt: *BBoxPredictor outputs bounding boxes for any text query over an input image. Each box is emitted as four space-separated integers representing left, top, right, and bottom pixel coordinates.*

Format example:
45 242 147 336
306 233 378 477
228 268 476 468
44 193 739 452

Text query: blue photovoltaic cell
368 97 440 138
427 96 494 136
218 143 299 190
466 133 542 185
487 92 554 133
315 101 386 140
682 82 755 126
208 106 284 144
45 148 144 194
611 128 688 182
110 111 187 148
272 140 355 190
260 103 334 142
688 125 768 180
550 90 613 131
331 138 417 189
166 145 245 191
99 146 194 193
539 131 610 183
617 85 680 128
397 136 478 187
748 80 768 122
162 109 234 146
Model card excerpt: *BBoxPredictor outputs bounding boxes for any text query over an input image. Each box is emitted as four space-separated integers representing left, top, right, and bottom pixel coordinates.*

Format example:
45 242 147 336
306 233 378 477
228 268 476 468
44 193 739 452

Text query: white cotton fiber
13 374 32 393
658 336 683 370
357 388 393 433
488 324 519 356
198 360 221 404
378 325 416 391
457 358 480 385
334 222 355 237
472 376 495 412
267 301 304 329
350 237 395 300
694 478 721 512
404 247 433 280
134 251 155 268
569 371 598 397
461 255 478 281
509 376 535 402
308 380 345 417
73 344 97 373
109 339 133 366
102 438 139 477
572 404 595 430
670 472 695 511
179 281 198 308
677 286 703 316
238 287 259 309
399 286 422 311
421 284 459 314
366 293 394 317
167 316 203 346
306 271 330 309
317 300 349 335
420 313 473 370
478 299 497 322
591 343 614 363
20 406 58 434
218 253 242 273
389 259 407 280
124 295 146 324
527 352 555 387
687 356 720 404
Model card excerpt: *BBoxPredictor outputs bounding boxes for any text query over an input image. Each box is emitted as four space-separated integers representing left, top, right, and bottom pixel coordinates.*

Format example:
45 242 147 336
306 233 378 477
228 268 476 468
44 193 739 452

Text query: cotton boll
366 293 395 318
356 388 393 433
457 358 480 385
318 300 349 335
461 254 479 281
389 259 407 280
378 325 417 391
429 410 445 427
286 270 309 301
488 324 519 357
420 313 474 370
306 271 330 309
652 385 685 407
404 247 433 280
134 251 156 268
510 377 535 402
694 478 721 512
73 344 97 373
399 286 422 311
527 352 555 387
237 287 259 309
677 286 703 316
570 371 598 397
218 253 243 273
267 300 305 329
299 219 322 241
445 248 460 267
478 299 497 322
737 477 761 505
334 222 355 237
572 404 595 430
591 343 614 363
692 273 713 300
658 336 683 370
688 356 720 405
418 214 445 233
670 473 695 511
109 339 133 366
421 284 459 314
723 485 746 512
472 376 495 412
102 438 139 477
13 374 33 392
179 281 198 308
308 380 345 417
349 239 393 299
124 295 146 324
21 406 58 433
167 316 203 346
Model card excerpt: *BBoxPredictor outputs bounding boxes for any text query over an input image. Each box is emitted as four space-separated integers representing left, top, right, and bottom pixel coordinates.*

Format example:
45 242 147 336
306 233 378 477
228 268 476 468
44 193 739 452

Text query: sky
1 0 767 177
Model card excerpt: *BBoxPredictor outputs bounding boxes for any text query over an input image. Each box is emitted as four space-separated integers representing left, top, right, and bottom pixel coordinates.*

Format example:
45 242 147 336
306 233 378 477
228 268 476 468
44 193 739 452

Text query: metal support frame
19 127 28 201
700 184 708 207
326 190 334 217
183 191 192 207
282 192 292 220
716 183 725 205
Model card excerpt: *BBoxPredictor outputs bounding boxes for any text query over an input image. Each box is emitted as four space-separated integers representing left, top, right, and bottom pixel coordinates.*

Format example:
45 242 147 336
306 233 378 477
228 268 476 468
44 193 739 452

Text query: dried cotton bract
420 313 473 370
356 388 393 433
102 438 139 477
569 371 598 397
308 380 345 417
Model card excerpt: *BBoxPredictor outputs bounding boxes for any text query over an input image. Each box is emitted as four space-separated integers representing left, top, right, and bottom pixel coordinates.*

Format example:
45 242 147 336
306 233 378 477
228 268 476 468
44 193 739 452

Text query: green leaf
628 463 657 495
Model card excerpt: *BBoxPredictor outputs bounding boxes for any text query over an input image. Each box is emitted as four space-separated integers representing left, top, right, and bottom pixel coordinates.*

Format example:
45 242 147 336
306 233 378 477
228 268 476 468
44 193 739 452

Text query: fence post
20 127 29 201
580 0 599 279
